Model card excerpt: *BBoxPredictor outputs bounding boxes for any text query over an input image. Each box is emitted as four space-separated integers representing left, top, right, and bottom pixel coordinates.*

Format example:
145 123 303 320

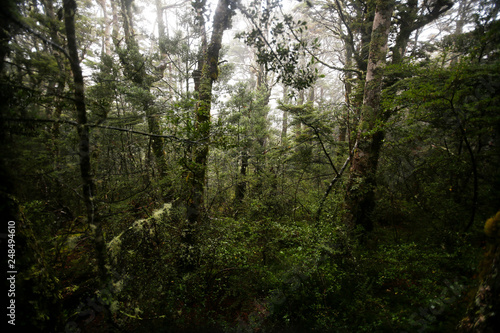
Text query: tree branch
315 141 358 222
3 117 204 144
7 12 71 61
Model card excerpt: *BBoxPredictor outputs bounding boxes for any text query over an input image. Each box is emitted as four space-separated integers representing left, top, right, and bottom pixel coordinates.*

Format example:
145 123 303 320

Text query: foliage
237 0 320 90
2 0 500 332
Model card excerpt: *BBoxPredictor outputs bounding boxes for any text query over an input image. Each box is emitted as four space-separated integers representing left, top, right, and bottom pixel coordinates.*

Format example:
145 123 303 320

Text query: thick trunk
343 0 452 234
344 0 394 233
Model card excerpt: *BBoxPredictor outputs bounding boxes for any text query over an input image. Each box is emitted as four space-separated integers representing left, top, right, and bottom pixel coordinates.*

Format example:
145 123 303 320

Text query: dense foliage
1 0 499 332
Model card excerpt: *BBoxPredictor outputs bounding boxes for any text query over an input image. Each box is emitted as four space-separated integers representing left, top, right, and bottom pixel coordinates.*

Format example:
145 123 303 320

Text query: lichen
107 231 124 264
66 233 83 250
132 219 147 231
112 278 124 293
152 202 172 221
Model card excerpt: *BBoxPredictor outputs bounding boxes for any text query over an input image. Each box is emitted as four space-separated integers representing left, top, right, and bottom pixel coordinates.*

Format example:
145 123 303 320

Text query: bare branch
315 141 358 222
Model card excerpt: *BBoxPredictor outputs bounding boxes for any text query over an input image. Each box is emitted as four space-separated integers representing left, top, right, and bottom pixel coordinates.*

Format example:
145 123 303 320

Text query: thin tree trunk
156 0 166 53
111 0 119 43
235 149 248 203
281 85 288 141
97 0 111 55
339 45 352 142
116 0 169 198
41 0 67 136
63 0 107 283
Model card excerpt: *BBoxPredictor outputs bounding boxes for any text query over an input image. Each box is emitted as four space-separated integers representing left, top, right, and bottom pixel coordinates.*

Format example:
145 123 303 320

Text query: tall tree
343 0 452 233
343 0 394 233
63 0 106 283
114 0 170 199
181 0 235 269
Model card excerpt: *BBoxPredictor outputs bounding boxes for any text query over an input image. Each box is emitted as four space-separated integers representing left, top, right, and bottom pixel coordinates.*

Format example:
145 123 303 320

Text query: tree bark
343 0 452 234
235 149 248 203
156 0 167 54
344 0 394 233
458 212 500 332
41 0 68 136
281 85 289 141
63 0 106 283
391 0 452 64
182 0 234 270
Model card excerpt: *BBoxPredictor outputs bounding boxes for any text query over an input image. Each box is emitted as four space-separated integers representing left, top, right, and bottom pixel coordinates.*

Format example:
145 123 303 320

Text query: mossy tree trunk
459 212 500 332
343 0 452 234
344 0 394 233
181 0 234 270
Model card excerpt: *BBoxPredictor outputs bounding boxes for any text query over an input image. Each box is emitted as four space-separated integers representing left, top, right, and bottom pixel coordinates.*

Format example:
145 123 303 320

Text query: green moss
484 211 500 239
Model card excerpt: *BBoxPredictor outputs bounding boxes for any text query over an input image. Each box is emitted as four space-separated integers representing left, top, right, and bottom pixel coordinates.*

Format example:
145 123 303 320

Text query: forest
1 0 500 332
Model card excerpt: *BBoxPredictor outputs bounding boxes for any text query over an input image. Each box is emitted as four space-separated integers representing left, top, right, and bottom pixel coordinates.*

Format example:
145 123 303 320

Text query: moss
106 203 172 262
152 202 172 221
107 231 124 265
66 233 84 250
484 211 500 239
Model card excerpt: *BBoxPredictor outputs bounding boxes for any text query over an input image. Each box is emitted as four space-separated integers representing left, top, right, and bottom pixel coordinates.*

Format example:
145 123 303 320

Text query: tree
181 0 235 269
114 0 169 196
63 0 107 285
342 0 394 233
311 0 453 233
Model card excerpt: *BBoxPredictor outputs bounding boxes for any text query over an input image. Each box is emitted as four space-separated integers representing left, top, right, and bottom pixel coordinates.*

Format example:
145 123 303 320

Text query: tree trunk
458 212 500 332
156 0 167 54
182 0 234 270
97 0 111 55
344 0 394 233
63 0 107 283
235 149 248 203
281 85 289 141
41 0 68 137
116 0 169 198
392 0 452 65
339 45 352 142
